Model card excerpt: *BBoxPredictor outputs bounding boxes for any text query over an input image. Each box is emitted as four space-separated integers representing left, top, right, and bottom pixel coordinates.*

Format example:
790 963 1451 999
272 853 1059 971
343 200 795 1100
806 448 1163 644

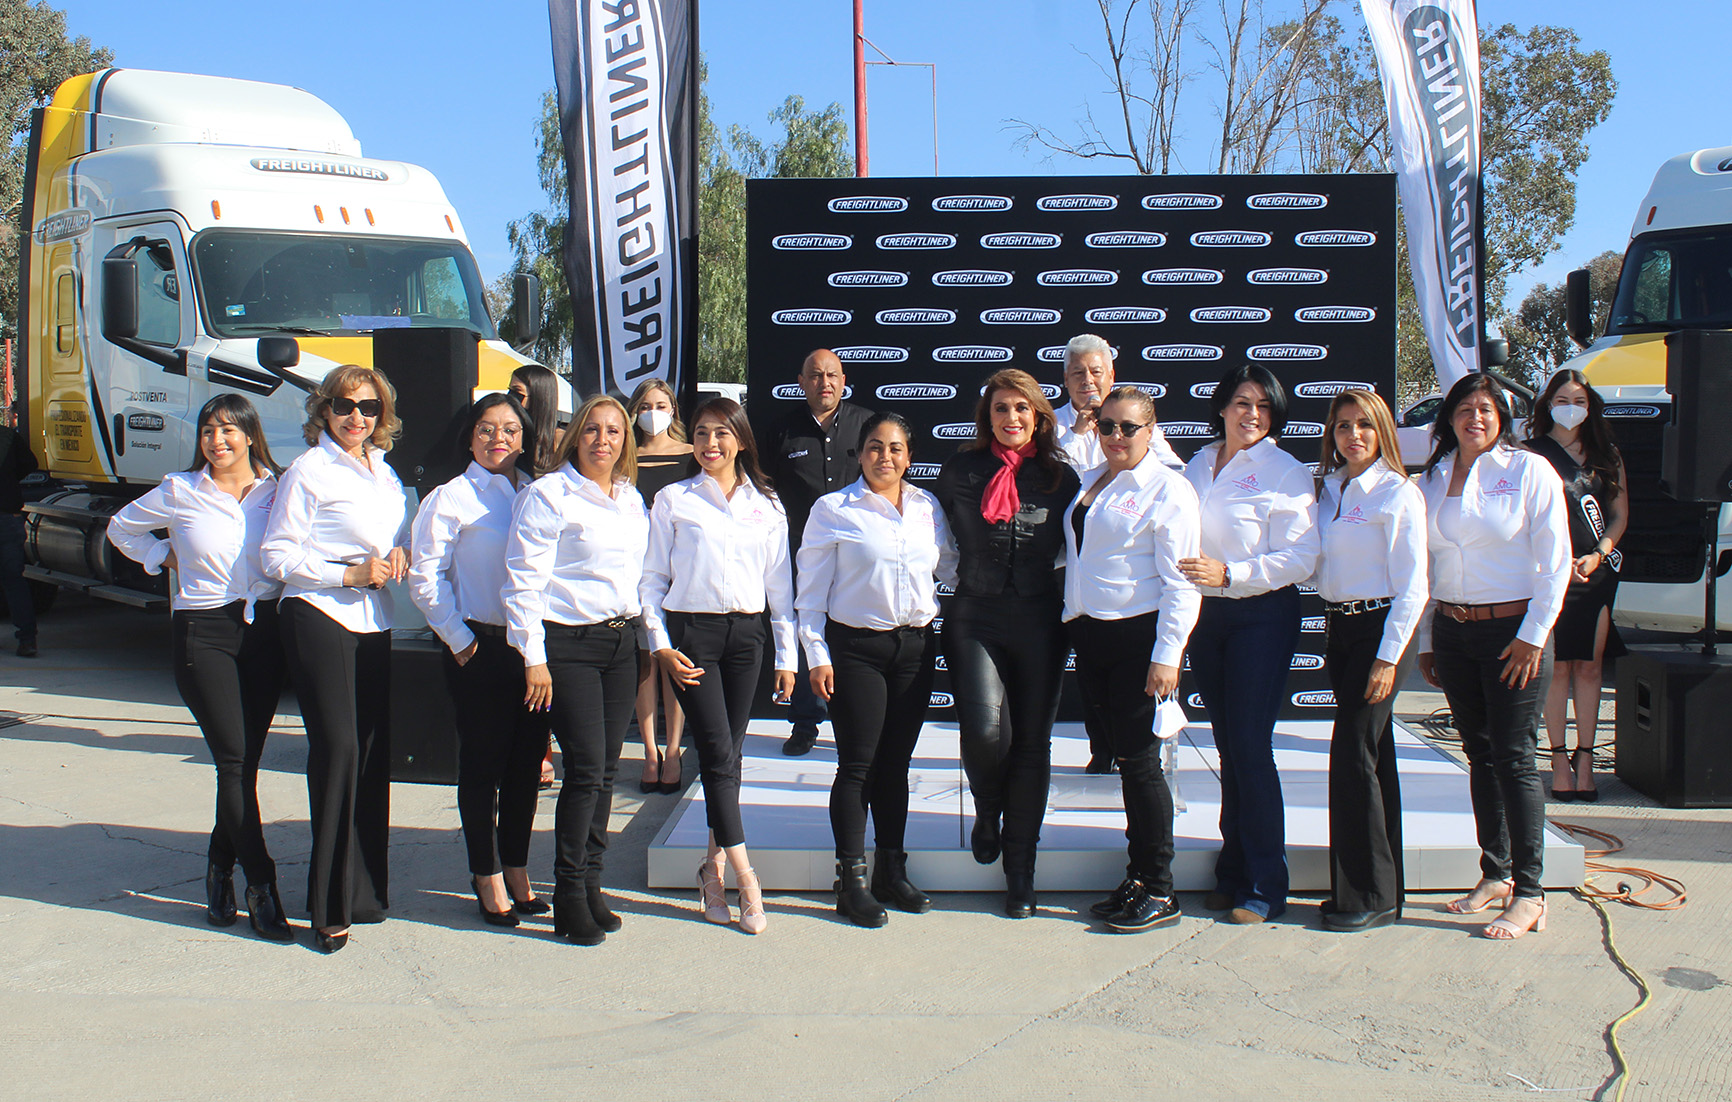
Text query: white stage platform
647 718 1585 892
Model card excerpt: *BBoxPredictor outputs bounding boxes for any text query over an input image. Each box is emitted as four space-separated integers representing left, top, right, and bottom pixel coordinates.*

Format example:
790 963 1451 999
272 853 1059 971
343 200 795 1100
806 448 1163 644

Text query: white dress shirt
639 472 797 671
1415 445 1571 652
1313 462 1430 665
1054 402 1184 470
107 468 282 620
1062 451 1203 668
796 478 959 667
261 433 410 633
408 461 526 655
1183 436 1320 598
502 463 649 667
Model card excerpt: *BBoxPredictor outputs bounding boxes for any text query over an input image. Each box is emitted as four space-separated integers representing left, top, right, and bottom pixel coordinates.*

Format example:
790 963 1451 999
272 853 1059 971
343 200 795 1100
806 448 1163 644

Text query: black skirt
1552 564 1627 663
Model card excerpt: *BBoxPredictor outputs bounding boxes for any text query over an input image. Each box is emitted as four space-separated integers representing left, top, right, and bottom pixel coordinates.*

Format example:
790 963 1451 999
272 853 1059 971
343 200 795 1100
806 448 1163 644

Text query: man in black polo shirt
766 348 872 755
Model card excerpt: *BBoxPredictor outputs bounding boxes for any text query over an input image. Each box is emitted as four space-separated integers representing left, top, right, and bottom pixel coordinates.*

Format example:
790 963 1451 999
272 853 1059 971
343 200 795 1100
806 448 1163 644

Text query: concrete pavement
3 594 1728 1100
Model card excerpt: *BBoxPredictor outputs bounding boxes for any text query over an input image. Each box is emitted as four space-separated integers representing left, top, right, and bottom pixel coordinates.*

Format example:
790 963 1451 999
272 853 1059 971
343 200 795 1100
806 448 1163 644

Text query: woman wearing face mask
935 369 1080 919
627 379 694 795
799 412 958 927
1062 387 1202 933
1312 390 1427 933
504 395 648 946
640 398 795 935
262 366 411 952
1525 370 1627 803
108 394 293 941
1180 364 1319 925
409 393 549 928
1417 374 1570 941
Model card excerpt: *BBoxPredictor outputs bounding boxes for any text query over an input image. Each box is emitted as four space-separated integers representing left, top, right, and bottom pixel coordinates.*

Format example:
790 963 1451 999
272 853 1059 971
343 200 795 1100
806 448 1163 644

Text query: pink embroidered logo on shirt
1109 497 1144 520
1340 504 1368 525
1230 473 1260 493
1486 477 1519 497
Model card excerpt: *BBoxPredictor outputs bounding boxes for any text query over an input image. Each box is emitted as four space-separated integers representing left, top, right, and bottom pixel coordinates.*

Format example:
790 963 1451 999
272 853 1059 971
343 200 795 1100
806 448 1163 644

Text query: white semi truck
13 68 557 608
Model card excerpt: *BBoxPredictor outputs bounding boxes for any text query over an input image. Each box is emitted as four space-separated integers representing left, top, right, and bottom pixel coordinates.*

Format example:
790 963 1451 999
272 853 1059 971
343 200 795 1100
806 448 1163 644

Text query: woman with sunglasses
1180 364 1319 925
935 368 1080 919
409 392 550 929
262 366 411 952
504 394 648 946
1062 387 1202 933
1313 390 1427 933
108 394 293 941
1417 374 1569 940
640 398 794 934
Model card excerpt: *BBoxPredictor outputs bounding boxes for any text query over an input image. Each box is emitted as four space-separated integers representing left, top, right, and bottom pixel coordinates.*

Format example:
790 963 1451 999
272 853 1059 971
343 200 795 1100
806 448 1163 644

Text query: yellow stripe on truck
1576 333 1670 388
292 336 534 393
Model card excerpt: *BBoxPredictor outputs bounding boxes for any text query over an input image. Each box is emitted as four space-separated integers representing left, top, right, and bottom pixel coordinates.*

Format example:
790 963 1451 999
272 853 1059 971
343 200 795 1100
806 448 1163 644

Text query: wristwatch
1221 564 1233 589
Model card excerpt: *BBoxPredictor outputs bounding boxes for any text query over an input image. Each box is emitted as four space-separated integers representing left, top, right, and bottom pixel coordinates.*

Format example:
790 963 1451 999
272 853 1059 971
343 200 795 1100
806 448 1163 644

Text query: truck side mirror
511 273 542 350
1565 267 1593 347
257 337 300 370
101 257 139 341
1482 338 1509 368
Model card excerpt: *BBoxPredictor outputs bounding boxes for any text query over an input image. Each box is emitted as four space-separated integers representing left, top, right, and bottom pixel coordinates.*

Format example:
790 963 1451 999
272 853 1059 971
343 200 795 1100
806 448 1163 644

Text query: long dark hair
692 397 775 499
453 392 537 479
1527 368 1622 498
1207 364 1290 439
187 393 282 477
967 368 1070 492
1423 373 1519 474
511 364 563 475
1319 389 1406 478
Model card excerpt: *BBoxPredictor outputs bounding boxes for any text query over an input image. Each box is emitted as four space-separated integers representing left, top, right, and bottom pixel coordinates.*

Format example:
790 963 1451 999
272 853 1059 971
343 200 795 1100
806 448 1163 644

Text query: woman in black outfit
107 394 292 941
627 378 693 794
1525 369 1627 802
936 368 1080 919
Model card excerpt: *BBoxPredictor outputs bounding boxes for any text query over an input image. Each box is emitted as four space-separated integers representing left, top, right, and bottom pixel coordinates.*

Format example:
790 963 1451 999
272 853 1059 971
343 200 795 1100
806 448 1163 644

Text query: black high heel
1573 748 1600 803
1548 746 1576 801
245 882 295 942
473 877 520 927
552 892 606 945
314 928 348 953
205 861 238 927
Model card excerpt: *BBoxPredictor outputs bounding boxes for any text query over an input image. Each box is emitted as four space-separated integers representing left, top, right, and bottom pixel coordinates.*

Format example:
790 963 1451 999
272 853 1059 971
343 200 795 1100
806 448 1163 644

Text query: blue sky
63 1 1732 313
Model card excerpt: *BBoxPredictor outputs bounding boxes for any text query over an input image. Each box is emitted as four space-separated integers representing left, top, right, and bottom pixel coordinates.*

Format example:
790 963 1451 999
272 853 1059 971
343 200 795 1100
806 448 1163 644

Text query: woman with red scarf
935 369 1080 918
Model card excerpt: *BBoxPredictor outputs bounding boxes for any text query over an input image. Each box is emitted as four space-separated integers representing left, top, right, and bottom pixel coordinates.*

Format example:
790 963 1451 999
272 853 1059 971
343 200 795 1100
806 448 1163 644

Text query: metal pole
854 0 868 177
930 62 938 175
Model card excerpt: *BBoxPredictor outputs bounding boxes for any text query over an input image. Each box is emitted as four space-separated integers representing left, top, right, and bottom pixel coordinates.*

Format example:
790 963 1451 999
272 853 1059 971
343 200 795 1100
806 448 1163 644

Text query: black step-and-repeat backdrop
746 174 1397 720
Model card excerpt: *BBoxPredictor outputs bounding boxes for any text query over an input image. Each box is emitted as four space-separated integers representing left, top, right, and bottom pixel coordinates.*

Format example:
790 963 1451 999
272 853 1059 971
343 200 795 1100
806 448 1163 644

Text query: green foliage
1 0 111 341
1504 249 1622 387
505 64 853 385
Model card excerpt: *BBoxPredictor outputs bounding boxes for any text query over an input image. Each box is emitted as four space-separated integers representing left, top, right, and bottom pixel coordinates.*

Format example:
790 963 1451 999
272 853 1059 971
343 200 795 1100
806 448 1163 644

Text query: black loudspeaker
1615 648 1732 808
1662 329 1732 502
373 327 479 493
389 629 460 784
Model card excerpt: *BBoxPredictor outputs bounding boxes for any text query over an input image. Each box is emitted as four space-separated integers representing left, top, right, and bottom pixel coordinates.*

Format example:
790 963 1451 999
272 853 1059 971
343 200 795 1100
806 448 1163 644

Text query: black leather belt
1323 597 1393 616
465 620 507 639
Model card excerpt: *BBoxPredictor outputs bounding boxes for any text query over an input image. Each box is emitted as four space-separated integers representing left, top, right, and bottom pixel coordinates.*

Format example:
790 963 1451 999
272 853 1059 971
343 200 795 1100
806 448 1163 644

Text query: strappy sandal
1573 748 1600 803
697 856 731 924
1481 895 1547 940
1548 746 1576 801
737 866 767 935
1444 877 1513 914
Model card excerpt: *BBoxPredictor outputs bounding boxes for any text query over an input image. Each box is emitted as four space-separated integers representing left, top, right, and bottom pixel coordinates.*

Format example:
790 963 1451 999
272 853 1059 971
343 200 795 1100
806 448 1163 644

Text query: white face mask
1551 403 1588 431
637 408 673 436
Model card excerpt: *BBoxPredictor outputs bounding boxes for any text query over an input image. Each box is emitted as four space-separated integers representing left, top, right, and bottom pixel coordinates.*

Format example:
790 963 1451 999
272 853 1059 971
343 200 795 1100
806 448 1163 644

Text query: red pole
853 0 868 177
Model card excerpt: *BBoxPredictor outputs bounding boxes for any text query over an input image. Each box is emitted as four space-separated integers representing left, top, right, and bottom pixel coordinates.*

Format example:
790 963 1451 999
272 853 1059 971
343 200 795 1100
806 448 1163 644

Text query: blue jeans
0 513 35 642
1188 586 1301 918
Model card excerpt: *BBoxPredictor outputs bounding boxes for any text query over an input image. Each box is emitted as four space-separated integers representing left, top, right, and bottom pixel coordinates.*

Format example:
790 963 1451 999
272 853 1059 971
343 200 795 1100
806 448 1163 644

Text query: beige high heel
697 856 731 924
1481 895 1547 940
1444 877 1514 915
737 867 767 935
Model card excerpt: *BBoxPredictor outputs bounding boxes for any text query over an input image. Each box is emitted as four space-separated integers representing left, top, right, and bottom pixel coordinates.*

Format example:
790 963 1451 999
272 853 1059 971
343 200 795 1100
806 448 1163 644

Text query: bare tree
1205 0 1331 173
1008 0 1195 175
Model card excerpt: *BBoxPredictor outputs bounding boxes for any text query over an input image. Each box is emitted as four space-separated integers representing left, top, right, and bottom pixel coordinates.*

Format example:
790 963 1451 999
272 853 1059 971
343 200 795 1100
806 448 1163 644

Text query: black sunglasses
1096 418 1148 438
330 397 383 417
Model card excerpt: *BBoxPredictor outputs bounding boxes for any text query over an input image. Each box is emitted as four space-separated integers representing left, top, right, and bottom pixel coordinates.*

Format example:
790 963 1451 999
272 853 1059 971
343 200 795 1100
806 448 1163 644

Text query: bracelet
1221 564 1233 588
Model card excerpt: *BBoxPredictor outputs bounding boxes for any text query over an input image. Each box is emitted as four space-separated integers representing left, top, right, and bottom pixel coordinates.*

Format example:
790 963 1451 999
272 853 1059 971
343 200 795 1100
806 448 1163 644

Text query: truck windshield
192 230 499 341
1607 227 1732 334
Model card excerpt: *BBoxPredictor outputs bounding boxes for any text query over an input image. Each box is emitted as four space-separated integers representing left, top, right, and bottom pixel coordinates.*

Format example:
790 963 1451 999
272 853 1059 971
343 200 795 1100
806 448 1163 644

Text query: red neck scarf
981 440 1036 523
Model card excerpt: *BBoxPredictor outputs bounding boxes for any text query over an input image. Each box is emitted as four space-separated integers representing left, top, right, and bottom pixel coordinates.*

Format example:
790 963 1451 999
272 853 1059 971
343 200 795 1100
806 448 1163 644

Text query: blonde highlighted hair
1319 389 1406 477
554 394 637 484
302 364 402 451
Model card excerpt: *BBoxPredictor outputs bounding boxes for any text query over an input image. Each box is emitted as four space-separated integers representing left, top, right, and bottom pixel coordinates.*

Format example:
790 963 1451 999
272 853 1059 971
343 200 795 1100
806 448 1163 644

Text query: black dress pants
443 626 548 876
1325 606 1412 914
944 594 1066 863
543 620 636 899
826 621 936 860
1430 611 1552 899
666 611 765 849
279 597 391 928
1070 613 1176 894
173 599 286 886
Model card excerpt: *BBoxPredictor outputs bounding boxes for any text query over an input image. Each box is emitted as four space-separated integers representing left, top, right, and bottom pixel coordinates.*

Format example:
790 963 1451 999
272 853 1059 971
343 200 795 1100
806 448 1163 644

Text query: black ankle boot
205 861 237 927
245 881 295 942
1003 847 1037 919
586 873 622 933
871 849 932 914
970 803 1002 865
552 891 606 946
834 858 888 928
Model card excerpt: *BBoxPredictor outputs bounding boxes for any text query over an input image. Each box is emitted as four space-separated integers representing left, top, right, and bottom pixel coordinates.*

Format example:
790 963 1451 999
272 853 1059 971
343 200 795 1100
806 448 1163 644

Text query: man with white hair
1054 334 1183 471
1054 335 1182 773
